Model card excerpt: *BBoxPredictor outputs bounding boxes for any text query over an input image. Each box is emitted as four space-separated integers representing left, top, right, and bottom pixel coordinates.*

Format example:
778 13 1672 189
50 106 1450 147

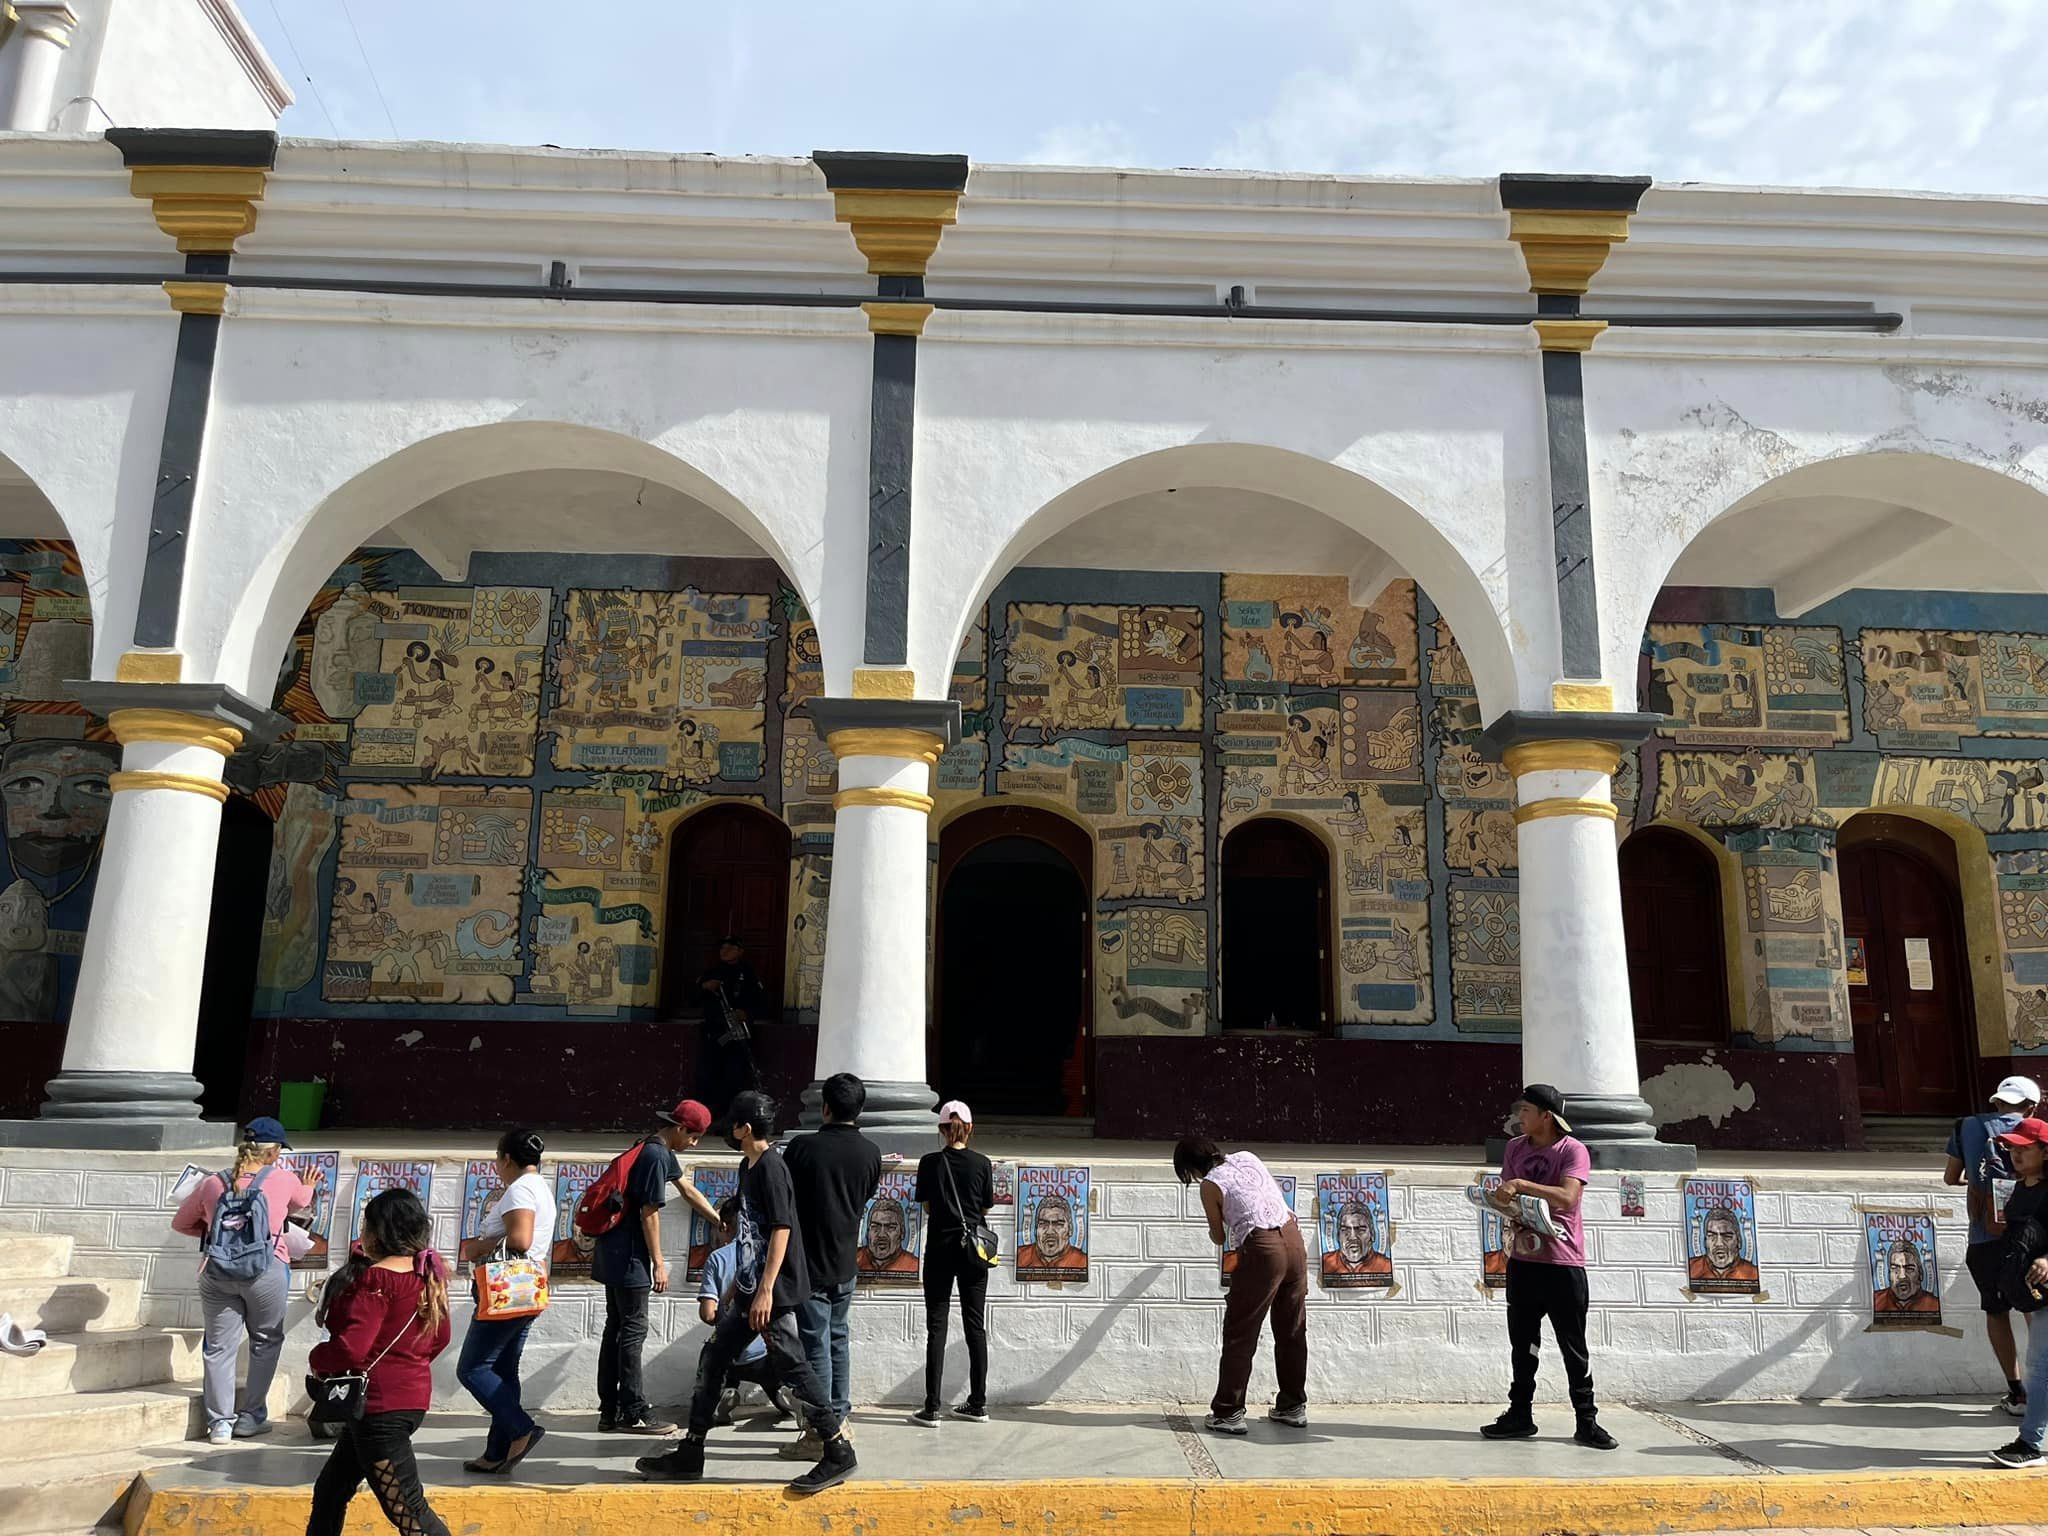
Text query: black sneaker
1574 1419 1618 1450
1480 1412 1538 1440
952 1405 989 1424
909 1406 942 1428
637 1439 705 1481
788 1435 857 1494
619 1413 678 1436
1991 1437 2047 1469
598 1414 618 1434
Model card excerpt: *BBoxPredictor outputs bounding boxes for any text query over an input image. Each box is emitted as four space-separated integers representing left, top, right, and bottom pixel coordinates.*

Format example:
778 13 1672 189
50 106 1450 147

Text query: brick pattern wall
0 1150 1996 1410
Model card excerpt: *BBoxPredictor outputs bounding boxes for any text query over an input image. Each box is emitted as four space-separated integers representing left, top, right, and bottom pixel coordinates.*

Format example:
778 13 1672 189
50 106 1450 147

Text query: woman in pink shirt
170 1116 316 1444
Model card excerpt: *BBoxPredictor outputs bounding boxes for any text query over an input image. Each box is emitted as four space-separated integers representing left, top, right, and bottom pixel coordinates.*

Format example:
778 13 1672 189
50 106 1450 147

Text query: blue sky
243 1 2048 195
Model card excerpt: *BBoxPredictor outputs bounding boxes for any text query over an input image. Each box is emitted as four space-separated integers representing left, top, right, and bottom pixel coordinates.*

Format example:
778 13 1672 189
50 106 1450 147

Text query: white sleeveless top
1203 1151 1294 1248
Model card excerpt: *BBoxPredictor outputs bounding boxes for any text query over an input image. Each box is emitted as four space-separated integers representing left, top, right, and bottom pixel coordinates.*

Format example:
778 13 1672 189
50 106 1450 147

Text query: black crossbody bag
306 1311 417 1426
940 1155 1001 1269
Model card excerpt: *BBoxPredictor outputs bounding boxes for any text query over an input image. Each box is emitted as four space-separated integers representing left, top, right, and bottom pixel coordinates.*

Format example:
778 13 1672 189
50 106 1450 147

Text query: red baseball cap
659 1099 713 1134
1998 1117 2048 1148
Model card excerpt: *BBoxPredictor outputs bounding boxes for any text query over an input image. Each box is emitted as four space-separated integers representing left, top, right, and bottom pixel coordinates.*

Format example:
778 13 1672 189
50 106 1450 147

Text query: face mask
724 1131 743 1151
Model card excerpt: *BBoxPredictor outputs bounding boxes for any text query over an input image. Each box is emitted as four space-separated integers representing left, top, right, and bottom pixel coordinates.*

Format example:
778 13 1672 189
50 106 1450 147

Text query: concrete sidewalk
122 1396 2048 1535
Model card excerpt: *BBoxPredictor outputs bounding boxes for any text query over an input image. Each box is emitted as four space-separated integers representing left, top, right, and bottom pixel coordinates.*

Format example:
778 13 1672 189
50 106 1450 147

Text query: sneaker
1991 1437 2047 1469
768 1386 795 1419
952 1405 990 1424
788 1435 857 1495
1574 1419 1618 1451
1266 1401 1309 1428
598 1414 618 1434
206 1420 234 1447
637 1439 706 1481
779 1429 825 1461
910 1406 943 1428
232 1411 272 1439
713 1391 737 1428
2001 1389 2029 1419
1204 1410 1249 1436
1480 1412 1538 1440
619 1413 678 1436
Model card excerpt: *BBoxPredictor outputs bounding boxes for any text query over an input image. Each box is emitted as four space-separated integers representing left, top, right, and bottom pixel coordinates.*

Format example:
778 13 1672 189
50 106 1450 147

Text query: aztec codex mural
6 533 2048 1133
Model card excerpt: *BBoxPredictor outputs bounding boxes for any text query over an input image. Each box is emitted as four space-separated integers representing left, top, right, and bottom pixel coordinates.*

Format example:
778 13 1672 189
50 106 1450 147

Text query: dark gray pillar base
798 1078 938 1156
1484 1093 1696 1171
0 1071 231 1151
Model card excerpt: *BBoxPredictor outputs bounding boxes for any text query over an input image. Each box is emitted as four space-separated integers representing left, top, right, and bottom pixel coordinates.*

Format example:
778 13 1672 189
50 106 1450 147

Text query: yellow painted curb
127 1468 2023 1536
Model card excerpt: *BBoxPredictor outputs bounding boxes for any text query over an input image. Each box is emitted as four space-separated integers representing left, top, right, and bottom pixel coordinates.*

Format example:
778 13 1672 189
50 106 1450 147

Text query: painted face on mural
1034 1195 1073 1259
865 1200 905 1264
0 739 118 876
1702 1210 1742 1274
1338 1203 1376 1262
1888 1240 1924 1304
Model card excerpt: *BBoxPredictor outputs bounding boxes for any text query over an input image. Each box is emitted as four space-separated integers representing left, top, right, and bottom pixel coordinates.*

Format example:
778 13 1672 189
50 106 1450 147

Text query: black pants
598 1283 651 1421
687 1301 837 1441
305 1409 448 1536
923 1238 990 1413
1505 1259 1596 1419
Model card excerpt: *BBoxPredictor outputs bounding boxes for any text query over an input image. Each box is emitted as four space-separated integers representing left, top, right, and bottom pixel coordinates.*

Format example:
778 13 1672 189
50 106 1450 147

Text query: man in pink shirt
1480 1084 1615 1451
171 1116 316 1443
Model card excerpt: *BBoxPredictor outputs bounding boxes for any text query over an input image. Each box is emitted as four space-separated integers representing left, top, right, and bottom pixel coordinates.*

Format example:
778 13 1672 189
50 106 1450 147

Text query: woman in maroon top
305 1189 453 1536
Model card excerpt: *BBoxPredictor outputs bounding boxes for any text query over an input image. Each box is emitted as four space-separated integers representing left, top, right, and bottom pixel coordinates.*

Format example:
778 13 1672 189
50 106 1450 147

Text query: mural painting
1862 629 2048 746
2000 850 2048 1048
1316 1171 1395 1289
1220 576 1419 690
1002 602 1204 735
1646 623 1849 747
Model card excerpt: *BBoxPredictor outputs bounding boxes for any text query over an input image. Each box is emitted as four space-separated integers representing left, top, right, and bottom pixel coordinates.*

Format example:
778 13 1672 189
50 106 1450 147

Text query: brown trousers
1213 1219 1309 1418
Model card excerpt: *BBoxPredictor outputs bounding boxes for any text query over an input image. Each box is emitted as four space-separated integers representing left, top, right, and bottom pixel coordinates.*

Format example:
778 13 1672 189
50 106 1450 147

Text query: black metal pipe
0 268 1903 330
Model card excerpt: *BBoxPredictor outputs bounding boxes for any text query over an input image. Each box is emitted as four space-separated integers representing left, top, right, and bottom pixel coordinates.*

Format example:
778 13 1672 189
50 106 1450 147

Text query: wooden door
1219 818 1333 1033
662 806 789 1018
1618 827 1728 1044
1841 820 1974 1116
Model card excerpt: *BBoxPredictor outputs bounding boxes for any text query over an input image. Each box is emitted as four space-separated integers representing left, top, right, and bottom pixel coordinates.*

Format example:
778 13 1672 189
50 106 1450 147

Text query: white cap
1994 1076 2043 1107
937 1099 973 1125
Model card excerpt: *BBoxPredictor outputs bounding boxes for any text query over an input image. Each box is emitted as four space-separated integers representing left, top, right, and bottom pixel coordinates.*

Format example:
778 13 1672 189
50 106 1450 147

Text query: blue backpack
204 1165 276 1283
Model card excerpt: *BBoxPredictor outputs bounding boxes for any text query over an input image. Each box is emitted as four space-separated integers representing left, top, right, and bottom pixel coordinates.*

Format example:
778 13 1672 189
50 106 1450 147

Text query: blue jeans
797 1278 856 1421
457 1314 538 1460
2023 1311 2048 1447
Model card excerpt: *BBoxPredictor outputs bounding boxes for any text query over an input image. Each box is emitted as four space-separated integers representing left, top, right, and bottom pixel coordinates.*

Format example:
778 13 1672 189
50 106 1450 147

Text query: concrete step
0 1233 73 1281
0 1277 143 1334
0 1387 202 1462
0 1327 202 1400
0 1447 155 1536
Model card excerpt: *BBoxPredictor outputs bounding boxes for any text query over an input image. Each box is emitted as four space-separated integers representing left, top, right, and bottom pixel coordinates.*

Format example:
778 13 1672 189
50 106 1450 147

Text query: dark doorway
661 805 790 1019
194 797 276 1120
1840 814 1975 1117
934 806 1091 1118
1619 826 1729 1045
1219 818 1331 1032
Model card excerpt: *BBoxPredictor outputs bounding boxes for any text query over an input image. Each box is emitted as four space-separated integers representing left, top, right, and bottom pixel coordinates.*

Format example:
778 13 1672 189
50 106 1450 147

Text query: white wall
54 0 280 132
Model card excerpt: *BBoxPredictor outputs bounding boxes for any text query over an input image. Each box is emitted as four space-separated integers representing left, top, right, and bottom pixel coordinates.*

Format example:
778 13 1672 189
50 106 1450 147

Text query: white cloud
1212 0 2048 195
1020 118 1143 168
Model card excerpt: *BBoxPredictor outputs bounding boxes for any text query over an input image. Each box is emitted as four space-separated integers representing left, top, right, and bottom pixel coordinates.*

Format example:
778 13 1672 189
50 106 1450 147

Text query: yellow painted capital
1507 208 1634 295
106 707 243 757
163 280 227 315
825 728 945 766
114 651 184 683
1549 680 1615 712
850 667 918 700
127 164 268 254
829 187 961 276
108 768 228 803
1502 739 1622 778
833 784 935 815
1532 318 1607 353
1513 794 1618 825
861 301 934 337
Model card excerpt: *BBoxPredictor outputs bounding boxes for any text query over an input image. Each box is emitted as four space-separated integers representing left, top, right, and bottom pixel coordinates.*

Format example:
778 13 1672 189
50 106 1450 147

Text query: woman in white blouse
456 1128 554 1473
1172 1135 1309 1436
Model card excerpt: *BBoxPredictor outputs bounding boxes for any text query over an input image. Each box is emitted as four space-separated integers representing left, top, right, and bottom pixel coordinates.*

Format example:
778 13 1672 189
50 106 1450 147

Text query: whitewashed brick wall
0 1147 1999 1410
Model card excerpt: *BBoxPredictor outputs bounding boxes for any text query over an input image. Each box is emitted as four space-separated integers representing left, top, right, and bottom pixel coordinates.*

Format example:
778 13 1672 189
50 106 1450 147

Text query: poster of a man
350 1159 433 1245
1683 1179 1762 1296
1866 1212 1944 1329
1016 1167 1090 1282
550 1161 606 1279
1478 1172 1508 1289
277 1151 339 1271
856 1172 922 1285
1316 1172 1395 1290
684 1165 741 1281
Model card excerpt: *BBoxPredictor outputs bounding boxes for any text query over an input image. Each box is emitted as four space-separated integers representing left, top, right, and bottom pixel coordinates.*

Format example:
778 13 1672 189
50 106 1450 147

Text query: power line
263 0 340 139
336 0 400 139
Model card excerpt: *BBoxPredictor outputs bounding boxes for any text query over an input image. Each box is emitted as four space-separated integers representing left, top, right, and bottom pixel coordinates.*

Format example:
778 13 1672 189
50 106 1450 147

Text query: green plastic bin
278 1080 326 1134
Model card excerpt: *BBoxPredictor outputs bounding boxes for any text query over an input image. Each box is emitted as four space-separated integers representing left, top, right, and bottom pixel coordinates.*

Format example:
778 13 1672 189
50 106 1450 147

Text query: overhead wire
336 0 401 139
262 0 341 139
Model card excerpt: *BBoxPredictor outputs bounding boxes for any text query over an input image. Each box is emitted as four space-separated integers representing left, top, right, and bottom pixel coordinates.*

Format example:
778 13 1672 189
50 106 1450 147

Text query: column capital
807 696 961 753
1478 708 1659 764
1498 173 1651 296
65 679 289 749
106 127 278 255
812 150 969 277
11 2 79 44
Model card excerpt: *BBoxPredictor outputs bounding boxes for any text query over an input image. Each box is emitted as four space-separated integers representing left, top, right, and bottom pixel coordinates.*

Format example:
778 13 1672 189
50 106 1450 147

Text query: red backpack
573 1142 647 1238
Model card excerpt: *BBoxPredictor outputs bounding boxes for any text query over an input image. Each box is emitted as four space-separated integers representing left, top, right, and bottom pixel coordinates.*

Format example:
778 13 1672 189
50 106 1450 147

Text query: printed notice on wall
1904 937 1934 991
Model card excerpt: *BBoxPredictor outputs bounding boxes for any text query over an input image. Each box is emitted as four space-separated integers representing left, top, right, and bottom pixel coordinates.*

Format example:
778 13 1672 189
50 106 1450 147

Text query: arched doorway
194 797 277 1119
1219 818 1332 1033
1840 814 1976 1117
661 804 790 1020
1619 826 1729 1045
934 805 1092 1118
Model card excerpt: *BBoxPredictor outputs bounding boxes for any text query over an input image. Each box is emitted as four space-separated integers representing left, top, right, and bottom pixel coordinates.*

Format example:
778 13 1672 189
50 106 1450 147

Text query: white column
812 726 942 1142
37 708 238 1137
0 4 80 132
1507 738 1691 1168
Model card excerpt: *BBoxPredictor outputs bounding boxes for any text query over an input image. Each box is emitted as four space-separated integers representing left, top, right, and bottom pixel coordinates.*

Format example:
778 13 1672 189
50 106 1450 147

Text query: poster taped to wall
350 1159 433 1246
1866 1212 1944 1329
1684 1178 1761 1295
457 1158 504 1275
550 1161 607 1279
1317 1172 1395 1289
685 1165 741 1281
278 1151 340 1271
992 1161 1016 1207
856 1170 922 1285
1016 1166 1090 1282
1222 1176 1297 1284
1478 1173 1507 1289
1619 1174 1646 1219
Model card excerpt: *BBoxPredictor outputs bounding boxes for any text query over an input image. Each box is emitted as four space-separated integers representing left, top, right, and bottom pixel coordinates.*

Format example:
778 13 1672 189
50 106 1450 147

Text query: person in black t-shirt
637 1091 857 1495
696 938 763 1119
911 1100 996 1426
1990 1118 2048 1468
